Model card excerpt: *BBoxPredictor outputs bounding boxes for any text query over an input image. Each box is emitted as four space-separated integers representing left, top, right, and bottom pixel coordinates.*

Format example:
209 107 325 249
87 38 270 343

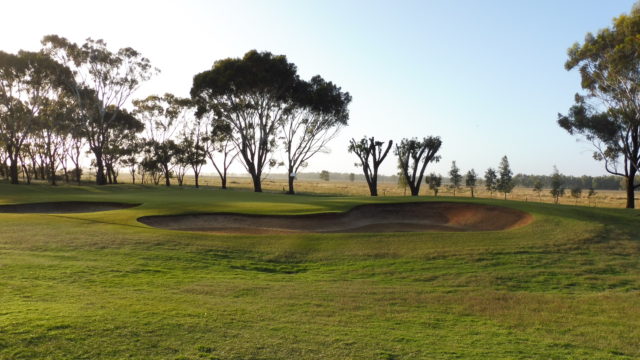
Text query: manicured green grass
0 182 639 359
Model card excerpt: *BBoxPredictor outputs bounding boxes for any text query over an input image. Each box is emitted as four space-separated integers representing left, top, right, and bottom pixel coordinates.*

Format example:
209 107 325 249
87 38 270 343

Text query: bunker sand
138 202 533 234
0 201 140 214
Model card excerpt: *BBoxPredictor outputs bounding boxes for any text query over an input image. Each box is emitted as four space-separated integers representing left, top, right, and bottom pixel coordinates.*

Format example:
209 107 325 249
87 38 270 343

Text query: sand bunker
138 202 532 234
0 201 140 214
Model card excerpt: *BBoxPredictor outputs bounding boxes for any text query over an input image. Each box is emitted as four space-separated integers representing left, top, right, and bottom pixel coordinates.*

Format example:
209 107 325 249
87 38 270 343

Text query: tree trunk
9 156 19 184
194 172 199 188
163 165 171 186
625 172 636 209
287 175 295 194
251 173 262 192
93 149 107 185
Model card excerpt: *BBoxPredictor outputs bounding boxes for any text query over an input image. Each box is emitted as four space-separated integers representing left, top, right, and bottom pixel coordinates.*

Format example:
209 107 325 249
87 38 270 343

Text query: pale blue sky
3 0 637 176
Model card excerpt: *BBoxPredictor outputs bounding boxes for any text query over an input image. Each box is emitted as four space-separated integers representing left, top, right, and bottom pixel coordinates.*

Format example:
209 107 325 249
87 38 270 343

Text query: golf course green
1 183 638 359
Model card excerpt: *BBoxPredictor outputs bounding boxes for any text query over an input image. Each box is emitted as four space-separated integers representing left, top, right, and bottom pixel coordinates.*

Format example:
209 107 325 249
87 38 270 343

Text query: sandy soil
0 201 140 214
138 202 533 234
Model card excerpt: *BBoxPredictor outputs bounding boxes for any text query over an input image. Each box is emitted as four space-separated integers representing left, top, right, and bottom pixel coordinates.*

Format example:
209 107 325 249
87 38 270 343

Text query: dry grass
122 173 634 209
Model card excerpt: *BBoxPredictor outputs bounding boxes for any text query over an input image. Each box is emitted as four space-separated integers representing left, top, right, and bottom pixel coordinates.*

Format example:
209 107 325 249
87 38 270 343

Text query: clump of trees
191 50 351 194
0 43 351 191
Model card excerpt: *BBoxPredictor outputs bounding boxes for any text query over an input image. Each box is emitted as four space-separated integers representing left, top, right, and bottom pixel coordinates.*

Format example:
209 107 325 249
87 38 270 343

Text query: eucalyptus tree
102 108 144 184
191 50 298 192
0 50 71 184
133 94 189 186
395 136 442 196
279 75 351 194
202 121 237 190
348 136 393 196
557 4 640 208
41 35 156 185
178 117 207 188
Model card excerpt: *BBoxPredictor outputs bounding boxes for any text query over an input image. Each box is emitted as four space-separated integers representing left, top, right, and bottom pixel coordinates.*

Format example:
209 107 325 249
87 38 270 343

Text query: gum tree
41 35 156 185
191 50 298 192
395 136 442 196
348 136 393 196
279 76 351 194
0 50 71 184
558 5 640 208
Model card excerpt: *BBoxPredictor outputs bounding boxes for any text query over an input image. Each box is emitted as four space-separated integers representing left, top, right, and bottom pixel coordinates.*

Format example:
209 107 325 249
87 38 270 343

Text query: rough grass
0 182 639 359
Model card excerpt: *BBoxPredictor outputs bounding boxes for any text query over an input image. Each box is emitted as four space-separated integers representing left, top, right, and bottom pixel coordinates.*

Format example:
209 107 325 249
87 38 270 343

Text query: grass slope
0 183 639 359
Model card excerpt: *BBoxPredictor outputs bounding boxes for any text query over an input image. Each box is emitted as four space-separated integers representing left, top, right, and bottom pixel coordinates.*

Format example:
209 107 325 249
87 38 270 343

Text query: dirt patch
0 201 140 214
138 202 532 234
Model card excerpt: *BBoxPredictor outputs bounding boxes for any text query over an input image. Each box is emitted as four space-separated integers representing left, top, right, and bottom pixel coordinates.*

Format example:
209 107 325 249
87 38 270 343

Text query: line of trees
0 38 351 193
349 136 443 196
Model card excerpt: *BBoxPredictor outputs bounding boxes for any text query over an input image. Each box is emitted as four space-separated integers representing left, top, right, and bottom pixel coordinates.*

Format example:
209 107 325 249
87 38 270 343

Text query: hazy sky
3 0 637 177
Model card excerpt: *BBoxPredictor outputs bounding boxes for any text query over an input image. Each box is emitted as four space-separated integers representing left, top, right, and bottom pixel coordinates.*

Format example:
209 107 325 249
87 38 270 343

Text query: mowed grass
0 183 639 359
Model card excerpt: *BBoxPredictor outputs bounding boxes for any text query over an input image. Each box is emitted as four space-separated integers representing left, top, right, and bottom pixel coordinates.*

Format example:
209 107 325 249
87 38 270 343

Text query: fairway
1 183 639 359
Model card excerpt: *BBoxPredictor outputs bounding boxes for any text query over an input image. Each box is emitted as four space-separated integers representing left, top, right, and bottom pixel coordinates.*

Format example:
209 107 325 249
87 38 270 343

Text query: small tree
397 164 409 196
465 169 477 198
319 170 330 181
395 136 443 196
588 188 597 207
349 173 355 182
348 136 393 196
571 186 582 205
448 161 462 196
427 173 442 196
484 168 498 197
550 166 565 204
532 179 544 201
497 156 515 200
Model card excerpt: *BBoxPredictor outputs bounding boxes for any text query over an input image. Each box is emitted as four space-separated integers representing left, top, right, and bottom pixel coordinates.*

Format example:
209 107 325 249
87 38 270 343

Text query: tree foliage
348 136 393 196
558 5 640 208
395 136 442 196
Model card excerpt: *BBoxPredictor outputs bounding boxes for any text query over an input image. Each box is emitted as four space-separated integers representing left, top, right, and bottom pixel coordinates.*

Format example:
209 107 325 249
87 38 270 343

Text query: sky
2 0 638 177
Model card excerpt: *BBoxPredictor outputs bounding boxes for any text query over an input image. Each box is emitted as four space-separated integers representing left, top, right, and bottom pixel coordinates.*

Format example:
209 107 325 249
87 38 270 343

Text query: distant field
0 182 638 359
109 173 634 208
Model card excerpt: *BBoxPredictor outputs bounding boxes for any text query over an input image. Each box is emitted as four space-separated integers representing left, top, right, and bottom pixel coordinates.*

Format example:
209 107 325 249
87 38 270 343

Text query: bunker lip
137 202 533 234
0 201 141 214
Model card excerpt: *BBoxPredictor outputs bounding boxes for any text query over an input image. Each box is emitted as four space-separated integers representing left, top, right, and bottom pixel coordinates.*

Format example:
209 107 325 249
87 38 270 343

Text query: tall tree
133 94 188 186
191 50 298 192
178 118 207 188
497 155 515 200
395 136 442 196
484 168 498 197
448 161 462 196
279 76 351 194
0 50 71 184
41 35 156 185
465 169 477 198
558 5 640 208
203 121 237 189
348 136 393 196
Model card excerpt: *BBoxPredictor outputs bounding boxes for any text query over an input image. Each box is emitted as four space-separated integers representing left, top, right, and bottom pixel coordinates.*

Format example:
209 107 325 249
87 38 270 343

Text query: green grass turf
0 182 639 359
